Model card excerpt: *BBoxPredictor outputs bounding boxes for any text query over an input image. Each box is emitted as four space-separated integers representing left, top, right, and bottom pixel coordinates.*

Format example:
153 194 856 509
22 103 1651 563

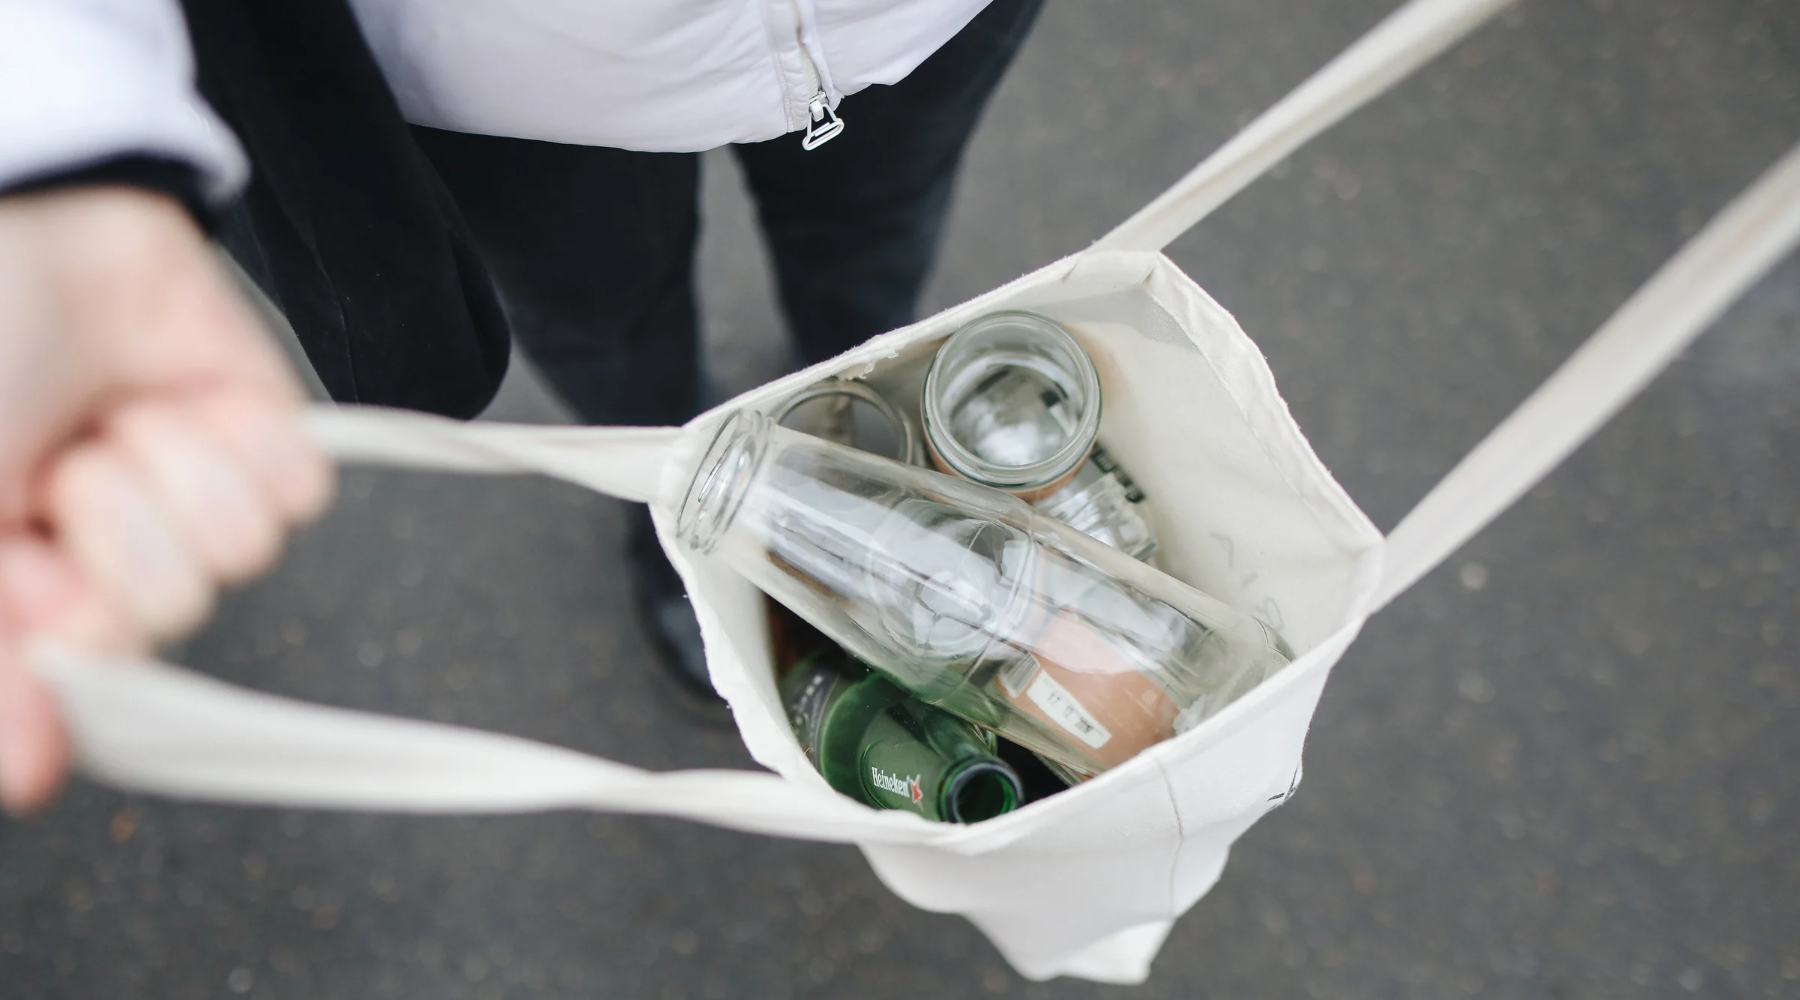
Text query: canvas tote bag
29 0 1800 984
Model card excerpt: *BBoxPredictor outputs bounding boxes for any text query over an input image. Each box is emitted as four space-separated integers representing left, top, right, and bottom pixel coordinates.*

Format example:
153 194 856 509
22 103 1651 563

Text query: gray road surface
4 1 1798 998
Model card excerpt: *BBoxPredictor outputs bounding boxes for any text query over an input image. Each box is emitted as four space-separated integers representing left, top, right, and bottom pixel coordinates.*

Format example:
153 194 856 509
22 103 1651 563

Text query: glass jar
678 410 1292 779
774 378 920 466
1032 445 1157 561
921 311 1158 560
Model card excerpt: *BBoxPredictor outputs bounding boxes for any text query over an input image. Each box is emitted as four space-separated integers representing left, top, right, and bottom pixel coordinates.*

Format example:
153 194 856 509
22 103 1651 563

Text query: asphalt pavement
3 1 1798 998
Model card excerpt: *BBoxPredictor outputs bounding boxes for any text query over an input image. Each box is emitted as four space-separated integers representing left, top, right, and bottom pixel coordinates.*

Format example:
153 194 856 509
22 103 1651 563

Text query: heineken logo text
870 767 924 805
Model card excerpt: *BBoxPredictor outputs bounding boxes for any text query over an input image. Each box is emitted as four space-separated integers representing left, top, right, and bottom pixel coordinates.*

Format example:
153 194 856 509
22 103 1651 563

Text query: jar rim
773 377 919 466
921 311 1102 492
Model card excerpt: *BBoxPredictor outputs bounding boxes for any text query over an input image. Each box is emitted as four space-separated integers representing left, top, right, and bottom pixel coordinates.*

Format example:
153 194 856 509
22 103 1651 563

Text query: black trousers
189 0 1042 425
417 0 1041 427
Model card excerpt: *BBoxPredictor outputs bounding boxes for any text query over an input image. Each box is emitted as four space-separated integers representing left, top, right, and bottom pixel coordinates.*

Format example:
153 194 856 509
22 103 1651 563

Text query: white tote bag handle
1093 0 1517 254
305 405 678 503
31 646 930 843
29 409 956 845
1084 0 1800 611
1372 142 1800 610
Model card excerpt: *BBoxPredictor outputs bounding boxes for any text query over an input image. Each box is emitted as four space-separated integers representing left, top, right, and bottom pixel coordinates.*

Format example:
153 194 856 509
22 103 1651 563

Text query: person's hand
0 186 332 813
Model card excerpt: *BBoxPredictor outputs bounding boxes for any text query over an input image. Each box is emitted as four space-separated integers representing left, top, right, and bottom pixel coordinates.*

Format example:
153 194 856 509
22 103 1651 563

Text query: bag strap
30 645 931 843
305 405 679 504
1092 0 1515 254
27 408 948 843
1372 142 1800 612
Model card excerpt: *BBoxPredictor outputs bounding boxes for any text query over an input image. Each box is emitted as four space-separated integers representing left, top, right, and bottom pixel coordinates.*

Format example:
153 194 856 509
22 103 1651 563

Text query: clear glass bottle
922 311 1158 560
782 649 1022 823
679 410 1293 779
1032 445 1156 561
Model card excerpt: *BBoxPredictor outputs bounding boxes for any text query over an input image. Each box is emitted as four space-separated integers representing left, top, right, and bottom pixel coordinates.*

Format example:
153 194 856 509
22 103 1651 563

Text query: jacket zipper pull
801 91 845 150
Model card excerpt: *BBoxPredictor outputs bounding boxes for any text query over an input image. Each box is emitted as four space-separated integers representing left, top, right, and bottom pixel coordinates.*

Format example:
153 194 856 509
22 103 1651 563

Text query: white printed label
1025 672 1113 749
997 656 1039 698
870 767 924 805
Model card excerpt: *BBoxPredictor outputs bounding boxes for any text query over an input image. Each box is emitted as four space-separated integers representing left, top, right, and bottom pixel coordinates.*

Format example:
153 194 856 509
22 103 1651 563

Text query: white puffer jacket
0 0 991 201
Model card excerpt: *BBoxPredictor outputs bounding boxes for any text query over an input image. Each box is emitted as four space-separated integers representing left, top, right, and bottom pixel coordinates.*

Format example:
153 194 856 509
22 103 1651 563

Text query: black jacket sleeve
0 154 211 229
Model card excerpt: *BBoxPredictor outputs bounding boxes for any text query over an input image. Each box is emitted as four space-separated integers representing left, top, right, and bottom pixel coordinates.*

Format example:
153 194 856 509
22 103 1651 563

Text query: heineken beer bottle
780 650 1023 823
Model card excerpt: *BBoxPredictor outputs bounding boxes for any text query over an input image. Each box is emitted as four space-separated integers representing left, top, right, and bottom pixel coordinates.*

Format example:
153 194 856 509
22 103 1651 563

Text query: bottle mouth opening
676 410 769 556
942 760 1023 823
922 311 1102 493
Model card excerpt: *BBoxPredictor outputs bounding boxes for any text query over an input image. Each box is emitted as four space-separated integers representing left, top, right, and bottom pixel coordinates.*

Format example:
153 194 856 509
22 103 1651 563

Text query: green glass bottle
781 649 1023 823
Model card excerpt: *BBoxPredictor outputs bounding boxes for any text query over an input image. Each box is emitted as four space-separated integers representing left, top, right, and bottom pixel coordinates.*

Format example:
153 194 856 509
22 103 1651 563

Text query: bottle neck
937 758 1021 823
676 410 771 555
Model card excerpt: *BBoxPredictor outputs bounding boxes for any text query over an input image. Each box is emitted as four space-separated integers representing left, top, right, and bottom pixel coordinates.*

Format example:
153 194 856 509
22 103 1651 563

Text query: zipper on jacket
802 92 844 150
789 1 843 150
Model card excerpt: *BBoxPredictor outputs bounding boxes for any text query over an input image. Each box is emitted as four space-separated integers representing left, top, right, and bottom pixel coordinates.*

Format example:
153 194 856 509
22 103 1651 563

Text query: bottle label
1090 445 1147 504
868 766 925 806
1022 669 1113 749
860 709 952 817
995 612 1180 771
997 655 1038 698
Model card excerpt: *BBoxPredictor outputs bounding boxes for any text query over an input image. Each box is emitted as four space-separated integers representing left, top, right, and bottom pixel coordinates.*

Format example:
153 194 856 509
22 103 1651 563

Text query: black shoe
627 506 724 704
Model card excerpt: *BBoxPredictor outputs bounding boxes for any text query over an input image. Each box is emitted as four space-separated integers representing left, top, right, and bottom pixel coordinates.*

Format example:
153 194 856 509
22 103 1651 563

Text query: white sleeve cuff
0 0 247 202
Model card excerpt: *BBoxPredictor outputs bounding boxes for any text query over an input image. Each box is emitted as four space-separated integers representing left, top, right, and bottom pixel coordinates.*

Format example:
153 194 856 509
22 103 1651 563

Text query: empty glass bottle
1032 444 1156 561
922 311 1158 560
679 410 1293 779
782 649 1022 823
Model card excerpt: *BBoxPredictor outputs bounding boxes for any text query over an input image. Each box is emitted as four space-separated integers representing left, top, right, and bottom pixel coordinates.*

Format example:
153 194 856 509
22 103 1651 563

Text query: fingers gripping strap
34 407 922 838
1093 0 1515 254
1374 142 1800 612
30 646 934 843
306 405 679 504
